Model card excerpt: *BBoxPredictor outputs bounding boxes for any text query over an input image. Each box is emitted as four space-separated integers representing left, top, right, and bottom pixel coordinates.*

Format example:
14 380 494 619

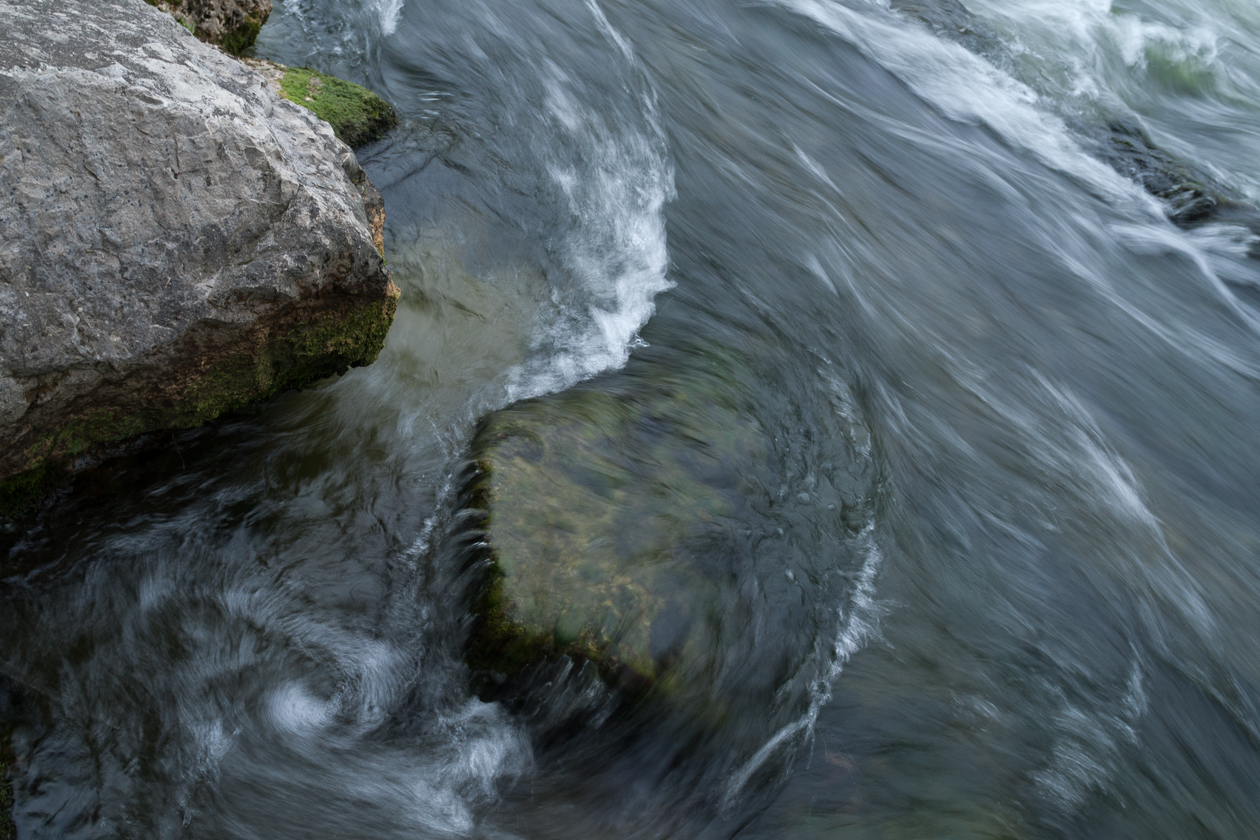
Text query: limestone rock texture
0 0 398 492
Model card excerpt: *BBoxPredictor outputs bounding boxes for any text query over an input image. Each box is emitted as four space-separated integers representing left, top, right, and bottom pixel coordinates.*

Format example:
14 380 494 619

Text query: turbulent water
6 0 1260 836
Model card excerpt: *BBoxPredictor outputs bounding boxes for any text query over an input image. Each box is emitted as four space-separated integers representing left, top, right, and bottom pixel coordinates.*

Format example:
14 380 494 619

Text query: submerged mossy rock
467 381 772 688
0 0 398 516
145 0 271 56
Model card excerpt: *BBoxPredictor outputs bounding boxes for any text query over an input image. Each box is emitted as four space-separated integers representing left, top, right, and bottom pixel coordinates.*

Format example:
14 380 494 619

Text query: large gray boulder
0 0 398 501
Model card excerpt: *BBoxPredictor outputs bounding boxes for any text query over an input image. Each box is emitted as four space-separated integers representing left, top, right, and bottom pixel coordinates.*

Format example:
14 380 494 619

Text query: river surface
6 0 1260 837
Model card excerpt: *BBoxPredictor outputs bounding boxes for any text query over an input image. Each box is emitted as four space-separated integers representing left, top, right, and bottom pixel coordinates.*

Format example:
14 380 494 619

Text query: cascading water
5 0 1260 837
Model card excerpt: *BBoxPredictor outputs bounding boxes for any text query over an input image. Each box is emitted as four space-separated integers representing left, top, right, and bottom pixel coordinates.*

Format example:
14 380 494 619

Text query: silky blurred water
5 0 1260 837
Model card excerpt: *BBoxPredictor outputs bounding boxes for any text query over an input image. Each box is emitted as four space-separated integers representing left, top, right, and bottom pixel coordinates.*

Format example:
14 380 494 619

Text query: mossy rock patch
279 67 398 148
467 379 772 688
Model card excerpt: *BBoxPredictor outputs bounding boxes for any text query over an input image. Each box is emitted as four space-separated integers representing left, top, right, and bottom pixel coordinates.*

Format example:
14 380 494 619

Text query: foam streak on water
503 5 675 401
777 0 1161 213
721 523 884 810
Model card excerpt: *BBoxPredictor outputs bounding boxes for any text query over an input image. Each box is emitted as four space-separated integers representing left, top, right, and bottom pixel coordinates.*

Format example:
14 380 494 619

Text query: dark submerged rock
0 0 398 515
1084 120 1259 228
462 352 881 789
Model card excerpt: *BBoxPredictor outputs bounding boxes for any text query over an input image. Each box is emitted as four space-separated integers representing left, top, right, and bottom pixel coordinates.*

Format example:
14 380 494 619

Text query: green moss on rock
219 15 263 56
279 67 398 148
174 294 397 425
0 462 61 522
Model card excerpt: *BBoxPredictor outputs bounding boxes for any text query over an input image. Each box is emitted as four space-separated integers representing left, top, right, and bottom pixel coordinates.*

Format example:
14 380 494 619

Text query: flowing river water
6 0 1260 837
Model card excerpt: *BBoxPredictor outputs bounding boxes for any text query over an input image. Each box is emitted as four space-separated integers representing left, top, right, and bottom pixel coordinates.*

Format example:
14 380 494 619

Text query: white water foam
502 6 675 402
776 0 1163 216
125 562 533 837
372 0 404 37
721 522 884 809
1032 656 1148 812
962 0 1220 84
905 0 1260 201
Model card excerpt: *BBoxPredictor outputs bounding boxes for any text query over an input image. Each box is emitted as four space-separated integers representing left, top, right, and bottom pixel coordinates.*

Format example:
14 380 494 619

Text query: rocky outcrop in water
0 0 398 509
463 357 878 745
464 367 783 697
145 0 271 56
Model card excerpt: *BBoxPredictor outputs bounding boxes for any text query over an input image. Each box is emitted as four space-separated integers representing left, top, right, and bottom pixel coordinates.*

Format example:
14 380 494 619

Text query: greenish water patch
279 66 398 148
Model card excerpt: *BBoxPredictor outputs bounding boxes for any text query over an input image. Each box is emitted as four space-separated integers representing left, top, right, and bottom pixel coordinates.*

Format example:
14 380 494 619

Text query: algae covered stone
278 66 399 149
466 380 772 686
240 59 399 151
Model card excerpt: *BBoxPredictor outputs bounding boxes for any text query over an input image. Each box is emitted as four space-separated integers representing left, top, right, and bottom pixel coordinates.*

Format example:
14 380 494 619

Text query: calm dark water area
6 0 1260 837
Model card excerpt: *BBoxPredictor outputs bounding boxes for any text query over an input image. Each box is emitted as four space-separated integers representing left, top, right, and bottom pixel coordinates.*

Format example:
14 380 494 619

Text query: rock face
0 0 398 501
146 0 271 56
